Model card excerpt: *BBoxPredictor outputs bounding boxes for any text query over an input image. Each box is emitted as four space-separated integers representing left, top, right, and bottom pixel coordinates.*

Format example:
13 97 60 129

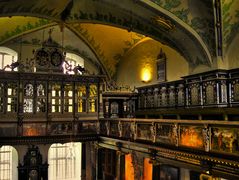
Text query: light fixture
151 16 175 31
141 67 152 83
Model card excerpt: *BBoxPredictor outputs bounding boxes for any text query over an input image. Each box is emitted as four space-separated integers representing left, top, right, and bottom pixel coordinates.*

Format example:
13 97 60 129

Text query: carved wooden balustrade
137 69 239 111
0 71 103 142
99 118 239 176
100 118 239 154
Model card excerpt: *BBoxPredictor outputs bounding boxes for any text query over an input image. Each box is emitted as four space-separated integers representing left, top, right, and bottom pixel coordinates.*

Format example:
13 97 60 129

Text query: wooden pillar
116 151 125 180
131 152 144 180
17 80 23 136
85 142 96 180
152 163 160 180
98 82 104 119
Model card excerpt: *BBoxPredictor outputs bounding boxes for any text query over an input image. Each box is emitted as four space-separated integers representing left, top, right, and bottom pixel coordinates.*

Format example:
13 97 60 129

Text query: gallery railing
99 118 239 158
137 69 239 110
0 71 103 138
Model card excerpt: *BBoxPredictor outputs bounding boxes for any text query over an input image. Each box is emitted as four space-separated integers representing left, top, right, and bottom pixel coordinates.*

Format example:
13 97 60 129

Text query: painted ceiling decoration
65 0 212 68
0 0 212 65
222 0 239 51
68 23 146 78
0 16 51 44
0 0 238 77
150 0 215 55
0 0 70 19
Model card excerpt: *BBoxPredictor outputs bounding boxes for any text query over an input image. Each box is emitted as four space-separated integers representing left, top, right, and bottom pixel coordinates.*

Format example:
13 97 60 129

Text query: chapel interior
0 0 239 180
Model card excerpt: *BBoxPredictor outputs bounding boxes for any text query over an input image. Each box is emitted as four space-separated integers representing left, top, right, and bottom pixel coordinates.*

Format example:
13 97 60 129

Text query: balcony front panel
100 118 239 156
137 69 238 112
0 71 103 139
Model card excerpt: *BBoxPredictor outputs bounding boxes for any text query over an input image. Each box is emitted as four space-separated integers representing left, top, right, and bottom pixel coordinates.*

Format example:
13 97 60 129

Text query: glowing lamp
141 68 152 83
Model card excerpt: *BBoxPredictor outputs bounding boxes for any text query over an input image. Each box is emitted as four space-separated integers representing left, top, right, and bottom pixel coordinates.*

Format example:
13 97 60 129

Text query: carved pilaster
118 121 123 137
150 122 156 143
104 99 109 118
96 121 100 134
99 82 104 118
130 121 137 140
116 150 124 180
131 152 144 180
172 123 179 146
202 125 210 152
73 116 78 135
106 121 110 136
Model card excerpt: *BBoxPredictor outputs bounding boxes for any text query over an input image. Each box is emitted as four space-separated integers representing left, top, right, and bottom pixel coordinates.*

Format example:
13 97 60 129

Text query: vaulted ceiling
0 0 238 78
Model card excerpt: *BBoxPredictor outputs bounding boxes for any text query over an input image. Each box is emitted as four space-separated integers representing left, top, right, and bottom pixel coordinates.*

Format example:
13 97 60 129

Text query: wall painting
23 124 46 136
179 126 204 149
137 124 152 141
156 124 176 145
211 127 239 154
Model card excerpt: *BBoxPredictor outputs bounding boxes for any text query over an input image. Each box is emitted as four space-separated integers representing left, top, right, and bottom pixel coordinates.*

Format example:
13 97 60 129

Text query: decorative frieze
100 119 239 157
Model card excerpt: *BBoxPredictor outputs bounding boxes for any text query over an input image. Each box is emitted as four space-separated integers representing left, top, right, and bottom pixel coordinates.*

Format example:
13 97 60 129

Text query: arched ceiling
0 0 236 78
222 0 239 51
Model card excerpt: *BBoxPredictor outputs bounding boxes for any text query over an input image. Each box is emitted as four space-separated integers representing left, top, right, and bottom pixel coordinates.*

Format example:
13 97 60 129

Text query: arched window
48 142 82 180
0 47 18 71
63 53 84 75
0 146 18 180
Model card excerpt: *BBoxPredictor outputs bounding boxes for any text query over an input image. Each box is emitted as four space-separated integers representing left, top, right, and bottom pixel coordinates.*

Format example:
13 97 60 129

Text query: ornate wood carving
202 125 210 152
131 151 144 180
18 145 48 180
137 69 233 110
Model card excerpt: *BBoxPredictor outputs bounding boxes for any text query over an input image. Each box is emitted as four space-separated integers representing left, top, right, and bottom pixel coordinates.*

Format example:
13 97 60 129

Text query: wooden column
116 151 125 180
98 82 104 119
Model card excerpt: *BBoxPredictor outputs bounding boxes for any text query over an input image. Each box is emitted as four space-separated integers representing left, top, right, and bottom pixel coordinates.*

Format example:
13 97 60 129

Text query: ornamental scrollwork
202 125 210 152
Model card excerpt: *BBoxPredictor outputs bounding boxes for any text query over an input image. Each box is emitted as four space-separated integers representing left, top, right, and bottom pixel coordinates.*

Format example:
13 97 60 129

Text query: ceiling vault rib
214 0 223 57
136 0 213 66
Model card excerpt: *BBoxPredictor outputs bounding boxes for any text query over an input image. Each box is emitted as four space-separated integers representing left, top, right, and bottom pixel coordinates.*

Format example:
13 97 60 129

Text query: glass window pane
0 146 17 180
23 84 34 113
48 143 82 180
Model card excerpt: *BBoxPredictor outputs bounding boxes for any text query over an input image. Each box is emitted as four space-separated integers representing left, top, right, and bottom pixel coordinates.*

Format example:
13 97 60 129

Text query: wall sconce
141 67 152 83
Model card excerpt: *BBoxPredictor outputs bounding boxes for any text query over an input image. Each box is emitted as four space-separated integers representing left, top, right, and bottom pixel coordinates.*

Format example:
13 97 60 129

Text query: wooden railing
99 118 239 156
0 71 103 138
137 69 239 110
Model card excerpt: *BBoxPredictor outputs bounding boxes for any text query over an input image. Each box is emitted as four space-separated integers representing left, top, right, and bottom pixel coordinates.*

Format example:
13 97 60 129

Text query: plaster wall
227 33 239 70
116 38 189 88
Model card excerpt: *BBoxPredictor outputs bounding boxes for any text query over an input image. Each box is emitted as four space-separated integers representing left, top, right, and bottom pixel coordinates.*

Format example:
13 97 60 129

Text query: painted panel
122 122 131 139
0 124 17 136
137 124 152 141
211 127 239 154
80 122 96 134
23 123 46 136
50 123 72 135
179 126 204 149
156 124 176 145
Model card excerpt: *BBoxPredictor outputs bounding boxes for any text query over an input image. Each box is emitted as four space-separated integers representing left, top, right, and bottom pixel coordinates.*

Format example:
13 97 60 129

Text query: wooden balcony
0 71 104 140
99 118 239 178
136 69 239 119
